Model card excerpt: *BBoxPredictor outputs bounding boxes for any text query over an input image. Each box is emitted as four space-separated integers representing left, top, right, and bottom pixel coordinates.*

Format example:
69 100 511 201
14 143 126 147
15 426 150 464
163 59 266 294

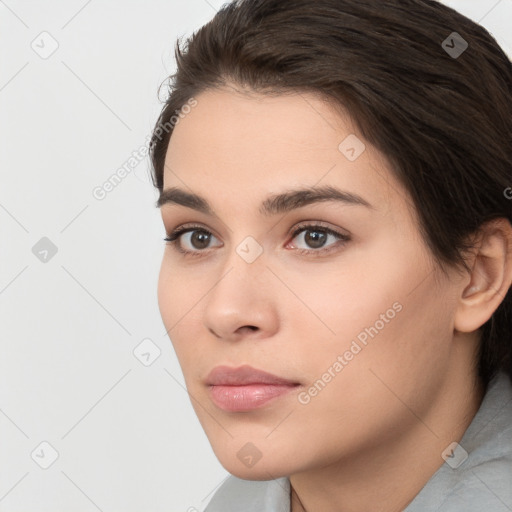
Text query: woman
150 0 512 510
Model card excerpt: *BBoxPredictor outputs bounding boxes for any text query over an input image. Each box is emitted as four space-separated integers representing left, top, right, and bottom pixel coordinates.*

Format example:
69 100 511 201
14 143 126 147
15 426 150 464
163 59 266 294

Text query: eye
287 222 350 256
163 221 350 258
164 224 222 257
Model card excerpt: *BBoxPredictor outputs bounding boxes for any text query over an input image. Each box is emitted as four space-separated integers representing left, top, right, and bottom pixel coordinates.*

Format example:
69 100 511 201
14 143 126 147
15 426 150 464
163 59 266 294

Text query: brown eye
164 222 350 258
289 224 350 253
188 230 212 250
302 229 328 249
164 225 222 255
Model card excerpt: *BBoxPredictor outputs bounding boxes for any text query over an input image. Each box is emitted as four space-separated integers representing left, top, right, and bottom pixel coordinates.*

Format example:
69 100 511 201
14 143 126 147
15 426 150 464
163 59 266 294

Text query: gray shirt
204 371 512 511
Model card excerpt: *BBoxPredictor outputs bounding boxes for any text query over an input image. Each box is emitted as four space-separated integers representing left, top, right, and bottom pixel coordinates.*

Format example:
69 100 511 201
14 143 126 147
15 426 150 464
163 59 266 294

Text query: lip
205 365 300 412
205 364 299 386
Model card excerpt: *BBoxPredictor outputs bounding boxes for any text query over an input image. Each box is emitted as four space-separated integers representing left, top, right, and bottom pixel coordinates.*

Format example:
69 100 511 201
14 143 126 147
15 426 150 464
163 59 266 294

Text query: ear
454 218 512 333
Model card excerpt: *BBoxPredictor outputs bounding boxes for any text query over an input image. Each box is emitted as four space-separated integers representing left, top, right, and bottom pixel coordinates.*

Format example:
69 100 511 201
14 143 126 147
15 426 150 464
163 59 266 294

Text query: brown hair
149 0 512 387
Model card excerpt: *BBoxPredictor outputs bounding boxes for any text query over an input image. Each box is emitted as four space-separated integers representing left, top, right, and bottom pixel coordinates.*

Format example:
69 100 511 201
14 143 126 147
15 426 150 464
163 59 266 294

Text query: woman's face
157 87 466 479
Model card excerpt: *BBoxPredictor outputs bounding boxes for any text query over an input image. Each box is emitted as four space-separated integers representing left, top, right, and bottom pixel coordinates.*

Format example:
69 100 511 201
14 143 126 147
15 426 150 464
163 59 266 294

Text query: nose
202 248 279 342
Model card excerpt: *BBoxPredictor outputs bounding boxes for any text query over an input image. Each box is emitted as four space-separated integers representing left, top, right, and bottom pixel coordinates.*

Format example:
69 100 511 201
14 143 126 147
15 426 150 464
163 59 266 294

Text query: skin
157 85 512 512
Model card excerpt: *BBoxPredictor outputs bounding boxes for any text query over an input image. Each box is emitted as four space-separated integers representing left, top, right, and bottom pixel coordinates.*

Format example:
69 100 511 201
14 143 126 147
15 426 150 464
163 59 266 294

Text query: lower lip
208 383 299 412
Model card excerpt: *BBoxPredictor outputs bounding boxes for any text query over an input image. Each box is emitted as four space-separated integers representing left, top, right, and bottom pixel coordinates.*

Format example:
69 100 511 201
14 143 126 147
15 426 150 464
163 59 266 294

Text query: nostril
239 325 258 334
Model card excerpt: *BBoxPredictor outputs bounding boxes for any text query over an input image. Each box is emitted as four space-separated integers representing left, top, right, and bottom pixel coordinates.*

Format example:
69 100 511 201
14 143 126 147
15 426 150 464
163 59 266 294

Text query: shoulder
433 441 512 512
203 475 290 512
406 372 512 512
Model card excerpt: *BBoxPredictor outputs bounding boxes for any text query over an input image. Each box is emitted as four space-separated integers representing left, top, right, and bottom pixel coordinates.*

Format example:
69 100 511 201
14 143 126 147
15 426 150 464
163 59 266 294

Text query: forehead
163 87 410 219
168 87 356 158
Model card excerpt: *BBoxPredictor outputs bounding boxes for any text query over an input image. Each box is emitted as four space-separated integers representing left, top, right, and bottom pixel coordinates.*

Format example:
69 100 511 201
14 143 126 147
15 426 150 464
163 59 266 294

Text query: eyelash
163 222 350 259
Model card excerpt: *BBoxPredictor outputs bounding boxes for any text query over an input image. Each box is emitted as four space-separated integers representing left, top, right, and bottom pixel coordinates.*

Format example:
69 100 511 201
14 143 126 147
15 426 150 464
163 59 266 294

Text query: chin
221 459 291 481
208 440 291 479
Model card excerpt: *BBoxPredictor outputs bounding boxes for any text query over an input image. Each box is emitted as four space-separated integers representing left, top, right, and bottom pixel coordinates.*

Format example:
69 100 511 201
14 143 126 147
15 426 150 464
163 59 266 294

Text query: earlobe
454 218 512 333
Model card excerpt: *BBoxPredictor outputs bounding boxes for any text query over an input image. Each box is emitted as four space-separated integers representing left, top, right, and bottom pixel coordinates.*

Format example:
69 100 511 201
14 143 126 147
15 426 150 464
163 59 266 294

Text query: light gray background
1 1 511 511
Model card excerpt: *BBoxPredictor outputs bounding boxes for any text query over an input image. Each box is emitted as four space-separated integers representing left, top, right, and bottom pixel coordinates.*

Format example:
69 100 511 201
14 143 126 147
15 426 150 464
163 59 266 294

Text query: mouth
205 365 301 412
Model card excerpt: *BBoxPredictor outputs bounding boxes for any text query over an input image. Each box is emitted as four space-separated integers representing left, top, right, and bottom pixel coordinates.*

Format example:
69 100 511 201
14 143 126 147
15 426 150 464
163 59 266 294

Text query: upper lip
205 365 299 386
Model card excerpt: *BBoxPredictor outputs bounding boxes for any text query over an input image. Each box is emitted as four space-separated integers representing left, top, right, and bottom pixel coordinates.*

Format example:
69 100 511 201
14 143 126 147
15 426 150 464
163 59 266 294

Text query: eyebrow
156 185 373 217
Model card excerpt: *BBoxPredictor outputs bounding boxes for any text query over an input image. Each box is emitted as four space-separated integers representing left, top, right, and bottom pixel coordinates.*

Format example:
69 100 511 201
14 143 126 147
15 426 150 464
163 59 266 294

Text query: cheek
157 257 202 363
157 257 177 328
157 254 204 325
300 281 454 437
